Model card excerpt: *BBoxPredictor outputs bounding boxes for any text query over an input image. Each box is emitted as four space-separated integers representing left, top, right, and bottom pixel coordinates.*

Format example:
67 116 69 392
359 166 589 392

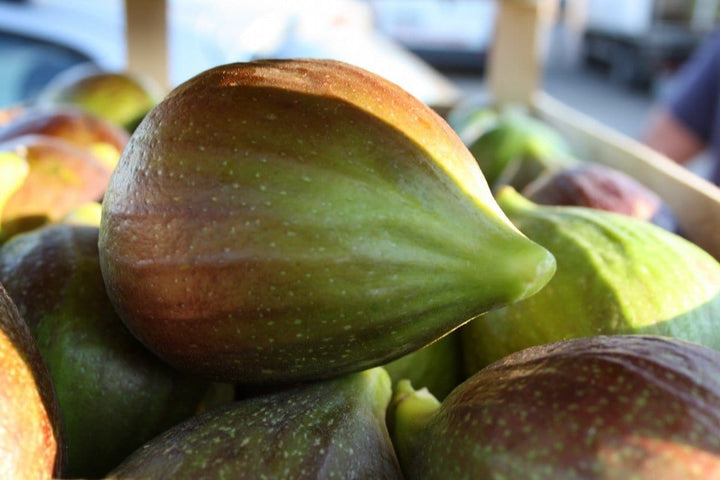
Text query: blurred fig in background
35 63 163 132
0 134 112 242
0 106 129 170
522 162 677 230
467 106 578 191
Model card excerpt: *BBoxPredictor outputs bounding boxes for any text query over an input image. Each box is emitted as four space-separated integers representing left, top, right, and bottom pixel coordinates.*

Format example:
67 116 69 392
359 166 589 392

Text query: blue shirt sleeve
666 30 720 143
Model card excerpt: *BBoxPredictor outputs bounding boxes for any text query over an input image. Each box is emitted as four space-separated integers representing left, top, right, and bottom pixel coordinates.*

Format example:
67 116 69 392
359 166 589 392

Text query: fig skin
522 163 673 224
393 335 720 480
107 367 403 480
36 64 161 132
0 106 129 159
0 282 64 479
98 59 555 385
0 134 113 241
462 187 720 372
0 224 230 478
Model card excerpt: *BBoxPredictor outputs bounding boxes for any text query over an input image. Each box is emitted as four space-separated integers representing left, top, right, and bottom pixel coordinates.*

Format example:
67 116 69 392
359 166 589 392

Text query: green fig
393 335 720 480
0 224 231 478
468 106 576 191
35 64 162 132
445 101 499 145
462 186 720 373
107 367 402 480
98 59 556 385
0 106 129 170
0 134 112 242
383 331 463 400
0 281 64 479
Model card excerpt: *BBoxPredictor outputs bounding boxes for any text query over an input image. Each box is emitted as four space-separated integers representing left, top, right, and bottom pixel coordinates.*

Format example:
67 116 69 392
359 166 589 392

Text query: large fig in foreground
393 335 720 480
99 59 555 384
462 186 720 373
107 367 402 480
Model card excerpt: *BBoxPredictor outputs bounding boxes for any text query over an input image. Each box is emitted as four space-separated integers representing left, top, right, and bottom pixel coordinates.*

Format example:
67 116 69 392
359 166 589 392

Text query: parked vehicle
582 0 720 89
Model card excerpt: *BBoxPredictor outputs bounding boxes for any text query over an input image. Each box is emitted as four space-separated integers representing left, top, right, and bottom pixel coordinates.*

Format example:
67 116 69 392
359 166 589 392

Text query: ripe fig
36 63 162 132
462 186 720 372
0 106 129 169
0 224 231 478
0 151 29 227
107 367 403 480
0 282 64 479
468 106 576 191
522 162 677 229
0 134 112 242
98 59 556 385
393 335 720 480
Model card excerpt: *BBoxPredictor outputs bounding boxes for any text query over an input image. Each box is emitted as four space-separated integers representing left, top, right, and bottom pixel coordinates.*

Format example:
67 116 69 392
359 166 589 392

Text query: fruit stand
5 1 720 478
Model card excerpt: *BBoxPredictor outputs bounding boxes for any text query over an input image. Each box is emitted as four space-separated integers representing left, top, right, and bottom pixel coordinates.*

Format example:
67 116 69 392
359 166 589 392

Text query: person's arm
643 107 706 165
642 30 720 164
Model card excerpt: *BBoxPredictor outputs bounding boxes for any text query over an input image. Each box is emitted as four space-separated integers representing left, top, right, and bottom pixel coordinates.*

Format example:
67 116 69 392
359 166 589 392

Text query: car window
0 31 95 107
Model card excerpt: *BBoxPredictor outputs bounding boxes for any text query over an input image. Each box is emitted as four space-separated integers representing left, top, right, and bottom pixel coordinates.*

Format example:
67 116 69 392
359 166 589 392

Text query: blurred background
1 0 718 139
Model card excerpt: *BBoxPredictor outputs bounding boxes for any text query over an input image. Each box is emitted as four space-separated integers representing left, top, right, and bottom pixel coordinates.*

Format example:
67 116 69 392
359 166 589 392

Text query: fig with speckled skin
98 59 556 385
0 224 232 478
462 186 720 372
107 367 402 480
0 281 64 479
0 134 112 242
392 335 720 480
0 106 129 170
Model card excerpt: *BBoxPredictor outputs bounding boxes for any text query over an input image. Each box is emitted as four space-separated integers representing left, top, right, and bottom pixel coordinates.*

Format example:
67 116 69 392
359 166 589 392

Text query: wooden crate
488 0 720 260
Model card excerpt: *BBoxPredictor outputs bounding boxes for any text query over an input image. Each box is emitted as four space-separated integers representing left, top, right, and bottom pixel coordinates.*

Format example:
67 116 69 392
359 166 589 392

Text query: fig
522 162 677 229
383 331 464 400
393 335 720 480
468 106 577 191
0 281 64 479
0 106 130 170
107 367 403 480
445 101 499 145
35 63 162 132
0 150 29 225
0 224 231 478
0 134 112 242
98 59 556 384
462 186 720 372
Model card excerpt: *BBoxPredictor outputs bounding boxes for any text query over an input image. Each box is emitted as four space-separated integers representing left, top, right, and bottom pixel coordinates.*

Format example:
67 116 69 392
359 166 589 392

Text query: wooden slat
487 0 555 105
124 0 169 91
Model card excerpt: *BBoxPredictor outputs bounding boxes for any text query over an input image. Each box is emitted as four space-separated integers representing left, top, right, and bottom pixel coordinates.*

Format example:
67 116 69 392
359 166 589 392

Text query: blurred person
642 28 720 184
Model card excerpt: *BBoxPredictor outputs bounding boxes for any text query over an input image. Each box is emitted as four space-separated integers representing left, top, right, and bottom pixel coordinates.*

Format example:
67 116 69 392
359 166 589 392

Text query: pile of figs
2 58 720 480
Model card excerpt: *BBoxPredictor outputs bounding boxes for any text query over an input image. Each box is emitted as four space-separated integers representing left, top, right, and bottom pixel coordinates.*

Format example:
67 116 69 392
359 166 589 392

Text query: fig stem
390 379 441 471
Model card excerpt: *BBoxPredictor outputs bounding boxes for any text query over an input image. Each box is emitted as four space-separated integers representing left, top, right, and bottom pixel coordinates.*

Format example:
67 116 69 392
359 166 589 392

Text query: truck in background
581 0 720 90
